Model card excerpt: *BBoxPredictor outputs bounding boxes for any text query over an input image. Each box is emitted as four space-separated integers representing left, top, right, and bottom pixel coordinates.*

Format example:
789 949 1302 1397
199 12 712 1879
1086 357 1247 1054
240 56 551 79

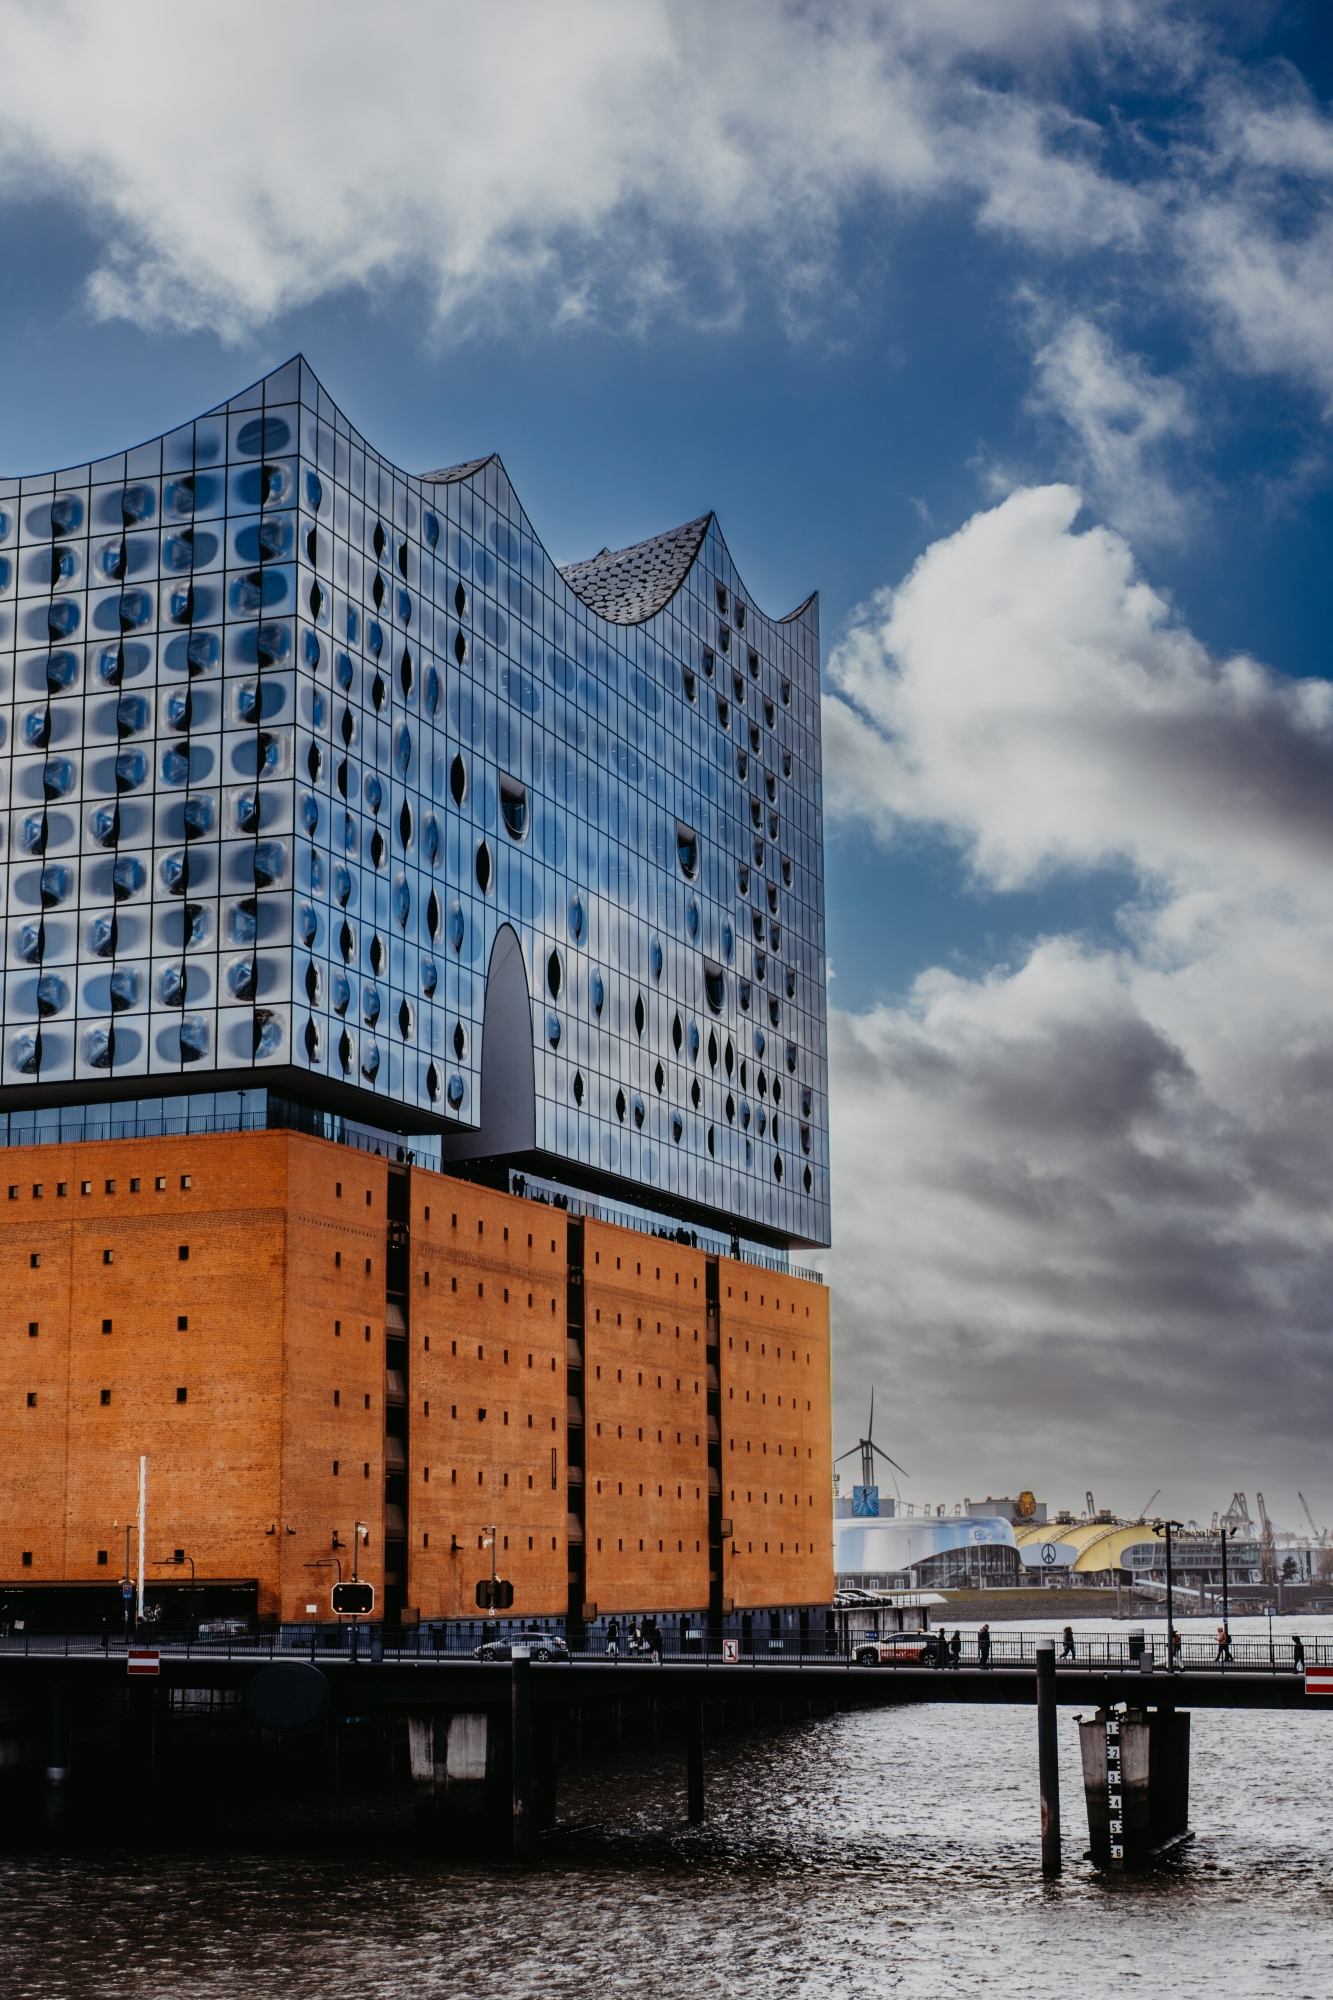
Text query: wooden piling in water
511 1655 533 1859
1035 1640 1061 1876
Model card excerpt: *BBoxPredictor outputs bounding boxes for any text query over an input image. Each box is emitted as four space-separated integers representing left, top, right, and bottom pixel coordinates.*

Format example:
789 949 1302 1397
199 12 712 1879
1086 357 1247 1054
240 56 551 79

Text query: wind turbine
834 1389 908 1512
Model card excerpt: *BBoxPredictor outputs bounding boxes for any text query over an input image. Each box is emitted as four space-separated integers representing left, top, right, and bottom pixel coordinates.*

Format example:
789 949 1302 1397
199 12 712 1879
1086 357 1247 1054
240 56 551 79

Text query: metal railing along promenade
0 1628 1323 1673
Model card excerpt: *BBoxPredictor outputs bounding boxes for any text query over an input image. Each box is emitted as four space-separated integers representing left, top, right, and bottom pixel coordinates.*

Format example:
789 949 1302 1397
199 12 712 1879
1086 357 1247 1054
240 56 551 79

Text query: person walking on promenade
1060 1625 1076 1662
606 1616 620 1660
949 1629 962 1670
1293 1633 1305 1671
1215 1624 1232 1663
978 1623 992 1669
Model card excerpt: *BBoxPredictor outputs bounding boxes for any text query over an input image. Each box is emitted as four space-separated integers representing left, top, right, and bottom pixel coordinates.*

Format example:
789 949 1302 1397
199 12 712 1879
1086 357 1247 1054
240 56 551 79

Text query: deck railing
0 1627 1323 1671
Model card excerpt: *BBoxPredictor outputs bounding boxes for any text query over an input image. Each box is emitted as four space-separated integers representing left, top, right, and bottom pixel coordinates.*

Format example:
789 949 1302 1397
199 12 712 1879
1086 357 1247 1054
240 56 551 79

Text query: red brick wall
717 1257 834 1608
0 1134 832 1623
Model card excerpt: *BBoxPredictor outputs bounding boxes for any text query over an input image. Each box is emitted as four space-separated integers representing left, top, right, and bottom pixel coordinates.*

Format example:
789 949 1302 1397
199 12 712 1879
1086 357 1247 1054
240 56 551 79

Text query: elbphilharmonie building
0 357 828 1251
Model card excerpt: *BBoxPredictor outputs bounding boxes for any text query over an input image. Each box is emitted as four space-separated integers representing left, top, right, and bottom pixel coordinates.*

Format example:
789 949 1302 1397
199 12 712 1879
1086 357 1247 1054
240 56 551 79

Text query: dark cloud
823 488 1333 1526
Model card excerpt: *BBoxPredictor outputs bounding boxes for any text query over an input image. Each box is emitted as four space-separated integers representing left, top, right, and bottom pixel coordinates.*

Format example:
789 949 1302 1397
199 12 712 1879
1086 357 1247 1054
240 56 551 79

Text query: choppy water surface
2 1626 1331 1999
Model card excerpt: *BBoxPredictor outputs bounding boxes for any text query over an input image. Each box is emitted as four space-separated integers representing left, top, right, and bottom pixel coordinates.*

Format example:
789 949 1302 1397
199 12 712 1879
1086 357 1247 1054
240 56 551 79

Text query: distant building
834 1510 1020 1591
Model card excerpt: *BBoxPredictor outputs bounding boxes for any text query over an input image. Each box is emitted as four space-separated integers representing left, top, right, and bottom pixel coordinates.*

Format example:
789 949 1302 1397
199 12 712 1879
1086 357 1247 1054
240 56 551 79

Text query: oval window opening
500 774 528 841
450 754 467 806
547 950 562 1000
704 959 726 1014
475 841 492 894
676 821 698 879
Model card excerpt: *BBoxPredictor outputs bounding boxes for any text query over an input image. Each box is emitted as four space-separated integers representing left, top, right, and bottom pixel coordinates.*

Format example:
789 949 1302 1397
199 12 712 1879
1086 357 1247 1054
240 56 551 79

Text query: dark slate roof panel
558 514 711 625
419 454 498 483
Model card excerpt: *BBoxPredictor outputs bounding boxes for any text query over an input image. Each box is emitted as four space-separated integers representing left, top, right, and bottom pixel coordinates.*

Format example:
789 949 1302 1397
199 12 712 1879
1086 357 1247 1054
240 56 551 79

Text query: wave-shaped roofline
4 354 818 636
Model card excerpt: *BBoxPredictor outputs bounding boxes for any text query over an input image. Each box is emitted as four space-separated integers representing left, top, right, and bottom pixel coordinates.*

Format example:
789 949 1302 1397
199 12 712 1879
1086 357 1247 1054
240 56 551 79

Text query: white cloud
0 0 1325 427
1178 71 1333 411
1026 312 1196 540
822 489 1333 1514
825 483 1333 892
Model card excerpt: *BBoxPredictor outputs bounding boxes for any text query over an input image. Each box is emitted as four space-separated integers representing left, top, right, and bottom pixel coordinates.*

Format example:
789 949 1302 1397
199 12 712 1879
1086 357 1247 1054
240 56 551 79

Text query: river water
0 1616 1329 1999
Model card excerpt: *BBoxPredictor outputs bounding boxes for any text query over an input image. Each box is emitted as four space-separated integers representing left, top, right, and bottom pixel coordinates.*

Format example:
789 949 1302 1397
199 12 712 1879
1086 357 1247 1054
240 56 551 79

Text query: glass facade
0 357 828 1248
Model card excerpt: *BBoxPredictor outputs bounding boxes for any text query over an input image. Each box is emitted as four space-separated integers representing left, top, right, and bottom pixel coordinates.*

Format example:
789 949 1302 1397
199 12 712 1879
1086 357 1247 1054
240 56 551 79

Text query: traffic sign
331 1582 375 1616
722 1638 739 1664
476 1578 514 1609
1304 1667 1333 1696
127 1648 159 1676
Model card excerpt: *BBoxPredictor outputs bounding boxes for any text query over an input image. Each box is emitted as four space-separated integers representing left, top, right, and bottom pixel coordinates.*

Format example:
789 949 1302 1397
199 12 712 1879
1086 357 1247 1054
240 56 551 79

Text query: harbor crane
1255 1491 1277 1583
1298 1492 1327 1544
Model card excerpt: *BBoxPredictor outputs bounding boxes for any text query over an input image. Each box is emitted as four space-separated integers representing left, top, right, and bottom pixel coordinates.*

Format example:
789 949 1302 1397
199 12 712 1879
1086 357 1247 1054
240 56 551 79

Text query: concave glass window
36 975 68 1017
475 841 492 893
676 822 698 879
703 960 726 1013
500 775 528 841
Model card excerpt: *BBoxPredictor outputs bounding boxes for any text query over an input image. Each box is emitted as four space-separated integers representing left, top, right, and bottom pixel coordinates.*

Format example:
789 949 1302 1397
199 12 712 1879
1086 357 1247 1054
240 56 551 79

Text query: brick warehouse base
0 1130 832 1628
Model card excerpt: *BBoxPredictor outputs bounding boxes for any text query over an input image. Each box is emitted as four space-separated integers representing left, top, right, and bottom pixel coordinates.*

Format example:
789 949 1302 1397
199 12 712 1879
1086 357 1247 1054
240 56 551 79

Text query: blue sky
2 0 1331 1522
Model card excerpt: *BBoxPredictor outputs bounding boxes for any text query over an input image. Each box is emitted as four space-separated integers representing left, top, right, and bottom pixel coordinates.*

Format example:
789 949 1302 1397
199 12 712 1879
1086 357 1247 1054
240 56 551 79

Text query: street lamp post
122 1523 135 1641
1153 1520 1183 1671
482 1523 498 1629
1220 1525 1236 1663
